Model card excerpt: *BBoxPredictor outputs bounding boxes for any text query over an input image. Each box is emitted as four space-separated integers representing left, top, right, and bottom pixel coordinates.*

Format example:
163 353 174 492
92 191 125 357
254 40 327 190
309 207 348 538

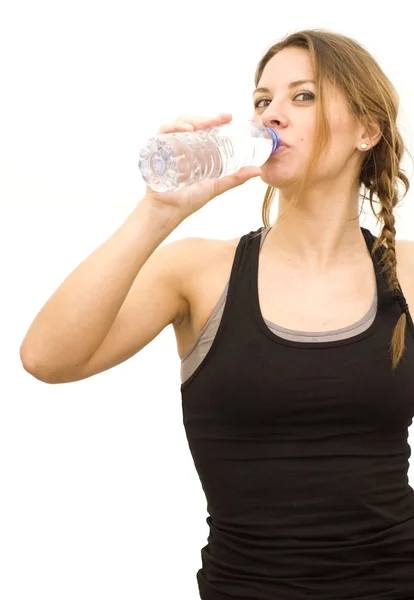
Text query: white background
1 1 414 598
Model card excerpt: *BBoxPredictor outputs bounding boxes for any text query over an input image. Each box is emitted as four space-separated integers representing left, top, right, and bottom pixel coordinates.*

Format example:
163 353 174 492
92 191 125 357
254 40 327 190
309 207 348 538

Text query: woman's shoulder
169 233 242 272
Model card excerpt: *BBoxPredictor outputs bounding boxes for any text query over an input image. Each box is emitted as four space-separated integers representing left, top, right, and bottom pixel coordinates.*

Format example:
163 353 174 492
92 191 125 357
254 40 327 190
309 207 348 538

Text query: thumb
213 166 263 197
235 166 264 180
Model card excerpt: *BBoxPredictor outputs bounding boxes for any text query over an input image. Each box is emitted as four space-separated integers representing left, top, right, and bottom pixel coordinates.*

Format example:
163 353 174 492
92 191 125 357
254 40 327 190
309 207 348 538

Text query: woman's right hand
141 113 263 223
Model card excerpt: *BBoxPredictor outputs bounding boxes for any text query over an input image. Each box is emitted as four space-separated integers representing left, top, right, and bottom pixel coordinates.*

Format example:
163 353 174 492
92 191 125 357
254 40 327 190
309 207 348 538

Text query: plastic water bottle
138 120 279 192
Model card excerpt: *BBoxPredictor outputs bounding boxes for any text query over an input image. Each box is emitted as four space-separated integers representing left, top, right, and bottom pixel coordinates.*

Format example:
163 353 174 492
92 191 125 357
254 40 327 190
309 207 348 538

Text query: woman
20 30 414 599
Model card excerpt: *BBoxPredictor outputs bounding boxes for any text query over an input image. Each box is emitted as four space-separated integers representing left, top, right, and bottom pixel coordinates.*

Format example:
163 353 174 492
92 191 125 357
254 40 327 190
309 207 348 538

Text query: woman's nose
262 102 288 129
263 112 288 129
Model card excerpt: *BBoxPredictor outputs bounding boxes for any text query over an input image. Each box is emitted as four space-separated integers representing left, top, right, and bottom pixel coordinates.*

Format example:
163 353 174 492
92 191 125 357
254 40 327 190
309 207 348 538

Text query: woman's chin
259 166 295 190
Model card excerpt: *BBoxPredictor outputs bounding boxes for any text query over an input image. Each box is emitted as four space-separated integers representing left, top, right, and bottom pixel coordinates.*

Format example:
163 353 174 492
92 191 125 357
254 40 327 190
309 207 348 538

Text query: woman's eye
254 99 271 109
294 92 315 102
254 92 315 109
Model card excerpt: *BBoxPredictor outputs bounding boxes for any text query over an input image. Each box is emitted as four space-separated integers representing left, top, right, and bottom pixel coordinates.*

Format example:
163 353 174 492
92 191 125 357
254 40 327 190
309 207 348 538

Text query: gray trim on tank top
180 227 378 384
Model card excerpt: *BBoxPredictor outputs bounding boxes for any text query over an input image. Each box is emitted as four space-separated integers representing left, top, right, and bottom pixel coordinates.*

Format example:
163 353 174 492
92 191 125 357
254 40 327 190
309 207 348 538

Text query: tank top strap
361 226 414 336
220 227 264 326
360 226 390 311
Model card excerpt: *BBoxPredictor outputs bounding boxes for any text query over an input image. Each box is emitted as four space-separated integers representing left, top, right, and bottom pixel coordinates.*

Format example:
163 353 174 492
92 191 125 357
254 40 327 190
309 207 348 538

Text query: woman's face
253 46 364 191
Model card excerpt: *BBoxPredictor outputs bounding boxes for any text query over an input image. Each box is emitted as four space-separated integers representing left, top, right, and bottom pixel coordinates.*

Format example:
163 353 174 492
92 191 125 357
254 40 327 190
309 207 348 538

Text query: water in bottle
138 120 279 192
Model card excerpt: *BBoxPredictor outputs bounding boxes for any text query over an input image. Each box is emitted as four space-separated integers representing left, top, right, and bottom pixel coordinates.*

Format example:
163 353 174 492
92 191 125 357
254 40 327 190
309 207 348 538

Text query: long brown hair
254 29 411 371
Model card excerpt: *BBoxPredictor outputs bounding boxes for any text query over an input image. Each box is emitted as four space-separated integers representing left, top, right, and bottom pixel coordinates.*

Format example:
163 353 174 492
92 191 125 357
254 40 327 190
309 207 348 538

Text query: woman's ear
358 117 382 150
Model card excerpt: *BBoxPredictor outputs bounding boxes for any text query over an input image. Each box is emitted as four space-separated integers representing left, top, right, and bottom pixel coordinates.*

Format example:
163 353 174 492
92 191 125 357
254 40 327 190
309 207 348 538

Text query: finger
157 122 195 134
216 113 233 121
212 167 263 198
158 114 229 135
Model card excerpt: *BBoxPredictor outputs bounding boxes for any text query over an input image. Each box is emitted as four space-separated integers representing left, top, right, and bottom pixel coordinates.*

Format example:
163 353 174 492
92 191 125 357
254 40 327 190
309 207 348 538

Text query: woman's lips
278 139 290 148
272 143 290 155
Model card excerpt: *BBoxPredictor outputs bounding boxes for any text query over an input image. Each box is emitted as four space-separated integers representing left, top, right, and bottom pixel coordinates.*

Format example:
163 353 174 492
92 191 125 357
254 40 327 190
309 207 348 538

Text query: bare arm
20 112 262 384
19 197 187 384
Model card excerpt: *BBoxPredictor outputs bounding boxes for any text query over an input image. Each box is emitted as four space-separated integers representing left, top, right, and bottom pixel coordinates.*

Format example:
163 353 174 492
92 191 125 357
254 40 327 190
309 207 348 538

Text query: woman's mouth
273 144 289 155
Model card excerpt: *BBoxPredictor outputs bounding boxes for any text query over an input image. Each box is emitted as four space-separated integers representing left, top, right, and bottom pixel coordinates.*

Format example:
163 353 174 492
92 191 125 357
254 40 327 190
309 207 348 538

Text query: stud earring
361 143 368 149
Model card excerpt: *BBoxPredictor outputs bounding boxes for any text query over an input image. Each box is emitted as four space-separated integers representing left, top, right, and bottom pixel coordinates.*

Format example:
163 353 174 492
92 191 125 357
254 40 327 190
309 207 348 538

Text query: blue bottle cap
266 128 280 153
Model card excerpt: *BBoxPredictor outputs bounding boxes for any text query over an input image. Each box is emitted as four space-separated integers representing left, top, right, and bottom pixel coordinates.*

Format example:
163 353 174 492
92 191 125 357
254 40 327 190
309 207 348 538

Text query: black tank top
181 226 414 600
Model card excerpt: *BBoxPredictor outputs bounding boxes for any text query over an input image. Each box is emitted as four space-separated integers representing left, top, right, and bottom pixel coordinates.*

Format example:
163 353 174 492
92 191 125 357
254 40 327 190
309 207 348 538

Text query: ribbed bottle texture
138 121 279 192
